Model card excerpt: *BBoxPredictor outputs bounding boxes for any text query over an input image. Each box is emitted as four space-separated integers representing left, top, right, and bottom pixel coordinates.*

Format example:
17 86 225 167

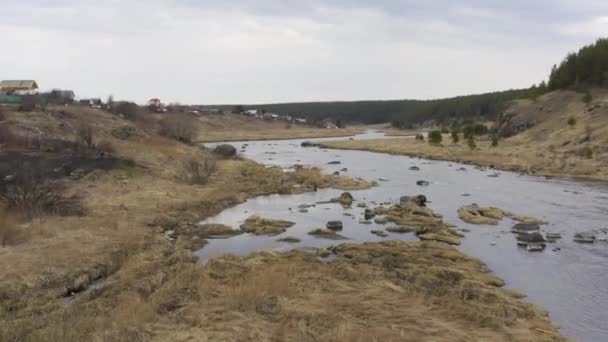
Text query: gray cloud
1 1 606 104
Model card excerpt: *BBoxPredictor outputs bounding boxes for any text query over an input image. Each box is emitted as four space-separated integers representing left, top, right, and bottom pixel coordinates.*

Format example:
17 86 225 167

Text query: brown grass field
0 104 567 341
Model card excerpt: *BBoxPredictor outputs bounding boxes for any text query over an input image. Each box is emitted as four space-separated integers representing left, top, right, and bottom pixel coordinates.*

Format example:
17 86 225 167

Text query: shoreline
197 127 364 143
320 138 608 183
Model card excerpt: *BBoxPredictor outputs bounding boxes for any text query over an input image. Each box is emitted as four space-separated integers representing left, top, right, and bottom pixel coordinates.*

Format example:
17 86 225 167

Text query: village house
322 119 337 129
79 98 103 108
0 80 39 94
46 89 75 105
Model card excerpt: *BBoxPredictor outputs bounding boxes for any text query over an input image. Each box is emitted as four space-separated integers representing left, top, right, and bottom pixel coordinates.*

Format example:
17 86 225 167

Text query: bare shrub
179 157 217 185
158 114 198 143
0 106 5 121
0 162 83 219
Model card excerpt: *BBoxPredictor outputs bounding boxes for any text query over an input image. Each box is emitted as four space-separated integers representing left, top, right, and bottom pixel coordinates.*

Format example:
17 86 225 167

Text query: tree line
241 88 532 128
548 38 608 90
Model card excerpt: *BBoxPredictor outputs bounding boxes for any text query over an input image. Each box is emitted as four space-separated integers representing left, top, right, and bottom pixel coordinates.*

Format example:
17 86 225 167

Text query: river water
200 131 608 342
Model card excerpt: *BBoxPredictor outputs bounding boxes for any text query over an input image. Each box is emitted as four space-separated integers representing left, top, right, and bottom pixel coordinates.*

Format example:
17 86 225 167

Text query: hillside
322 89 608 181
222 88 532 128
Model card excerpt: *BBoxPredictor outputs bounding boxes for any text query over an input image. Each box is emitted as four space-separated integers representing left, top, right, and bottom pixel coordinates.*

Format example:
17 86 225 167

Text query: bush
0 162 83 219
111 101 139 120
415 133 425 141
567 116 577 127
73 124 95 156
491 136 499 147
0 106 5 121
441 127 449 134
428 130 443 145
159 114 198 144
462 123 489 138
179 157 217 185
451 130 460 144
467 135 477 150
583 91 593 104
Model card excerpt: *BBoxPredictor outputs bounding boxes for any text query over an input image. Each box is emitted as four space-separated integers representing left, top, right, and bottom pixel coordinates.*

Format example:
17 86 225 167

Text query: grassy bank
0 105 565 341
323 91 608 182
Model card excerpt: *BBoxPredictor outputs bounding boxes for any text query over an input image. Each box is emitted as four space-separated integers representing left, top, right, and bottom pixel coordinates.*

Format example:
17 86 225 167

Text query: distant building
79 98 103 108
295 118 307 124
322 119 337 129
47 89 75 104
245 109 258 116
147 98 167 112
0 80 39 94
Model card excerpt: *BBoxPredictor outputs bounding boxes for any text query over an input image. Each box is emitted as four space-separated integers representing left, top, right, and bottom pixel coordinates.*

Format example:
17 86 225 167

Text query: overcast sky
1 1 607 104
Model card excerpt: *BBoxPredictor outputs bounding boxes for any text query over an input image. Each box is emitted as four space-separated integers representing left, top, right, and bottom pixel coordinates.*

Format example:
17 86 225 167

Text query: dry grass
193 114 363 142
1 240 564 342
0 104 566 342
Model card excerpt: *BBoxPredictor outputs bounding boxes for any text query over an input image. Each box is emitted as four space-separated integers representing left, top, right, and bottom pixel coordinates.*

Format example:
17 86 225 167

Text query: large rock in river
213 144 237 157
400 195 427 207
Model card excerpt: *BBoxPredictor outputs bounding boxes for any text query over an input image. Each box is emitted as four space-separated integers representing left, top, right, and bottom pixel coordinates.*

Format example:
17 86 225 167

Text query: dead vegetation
0 162 83 219
0 240 563 341
458 204 547 225
178 156 217 185
158 113 198 143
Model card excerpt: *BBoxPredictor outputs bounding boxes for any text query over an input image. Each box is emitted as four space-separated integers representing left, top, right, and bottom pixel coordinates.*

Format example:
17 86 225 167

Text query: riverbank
0 106 566 341
320 136 608 182
193 113 363 142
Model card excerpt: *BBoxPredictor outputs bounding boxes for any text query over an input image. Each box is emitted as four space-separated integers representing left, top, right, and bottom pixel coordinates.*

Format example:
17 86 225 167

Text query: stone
326 221 343 231
364 209 376 220
409 166 420 171
416 180 430 186
213 144 237 157
371 230 389 238
516 232 545 243
400 195 427 207
328 161 341 165
308 228 347 240
301 141 320 147
511 223 541 234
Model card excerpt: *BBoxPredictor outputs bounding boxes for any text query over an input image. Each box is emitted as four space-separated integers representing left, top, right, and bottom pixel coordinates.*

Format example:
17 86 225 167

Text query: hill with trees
548 38 608 90
239 88 531 128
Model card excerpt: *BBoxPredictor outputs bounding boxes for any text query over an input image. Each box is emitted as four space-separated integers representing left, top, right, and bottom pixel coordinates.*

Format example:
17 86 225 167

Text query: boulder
400 195 427 207
511 223 541 234
371 230 389 238
326 221 343 231
416 180 430 186
301 141 320 147
364 208 375 220
327 161 341 165
409 166 420 171
213 144 237 157
516 232 545 243
308 228 346 240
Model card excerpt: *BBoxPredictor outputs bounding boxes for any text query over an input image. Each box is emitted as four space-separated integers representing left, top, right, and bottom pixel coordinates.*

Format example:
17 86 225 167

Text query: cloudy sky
1 1 607 104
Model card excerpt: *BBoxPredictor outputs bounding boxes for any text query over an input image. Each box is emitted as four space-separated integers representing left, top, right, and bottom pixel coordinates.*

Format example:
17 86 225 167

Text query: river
201 131 608 342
